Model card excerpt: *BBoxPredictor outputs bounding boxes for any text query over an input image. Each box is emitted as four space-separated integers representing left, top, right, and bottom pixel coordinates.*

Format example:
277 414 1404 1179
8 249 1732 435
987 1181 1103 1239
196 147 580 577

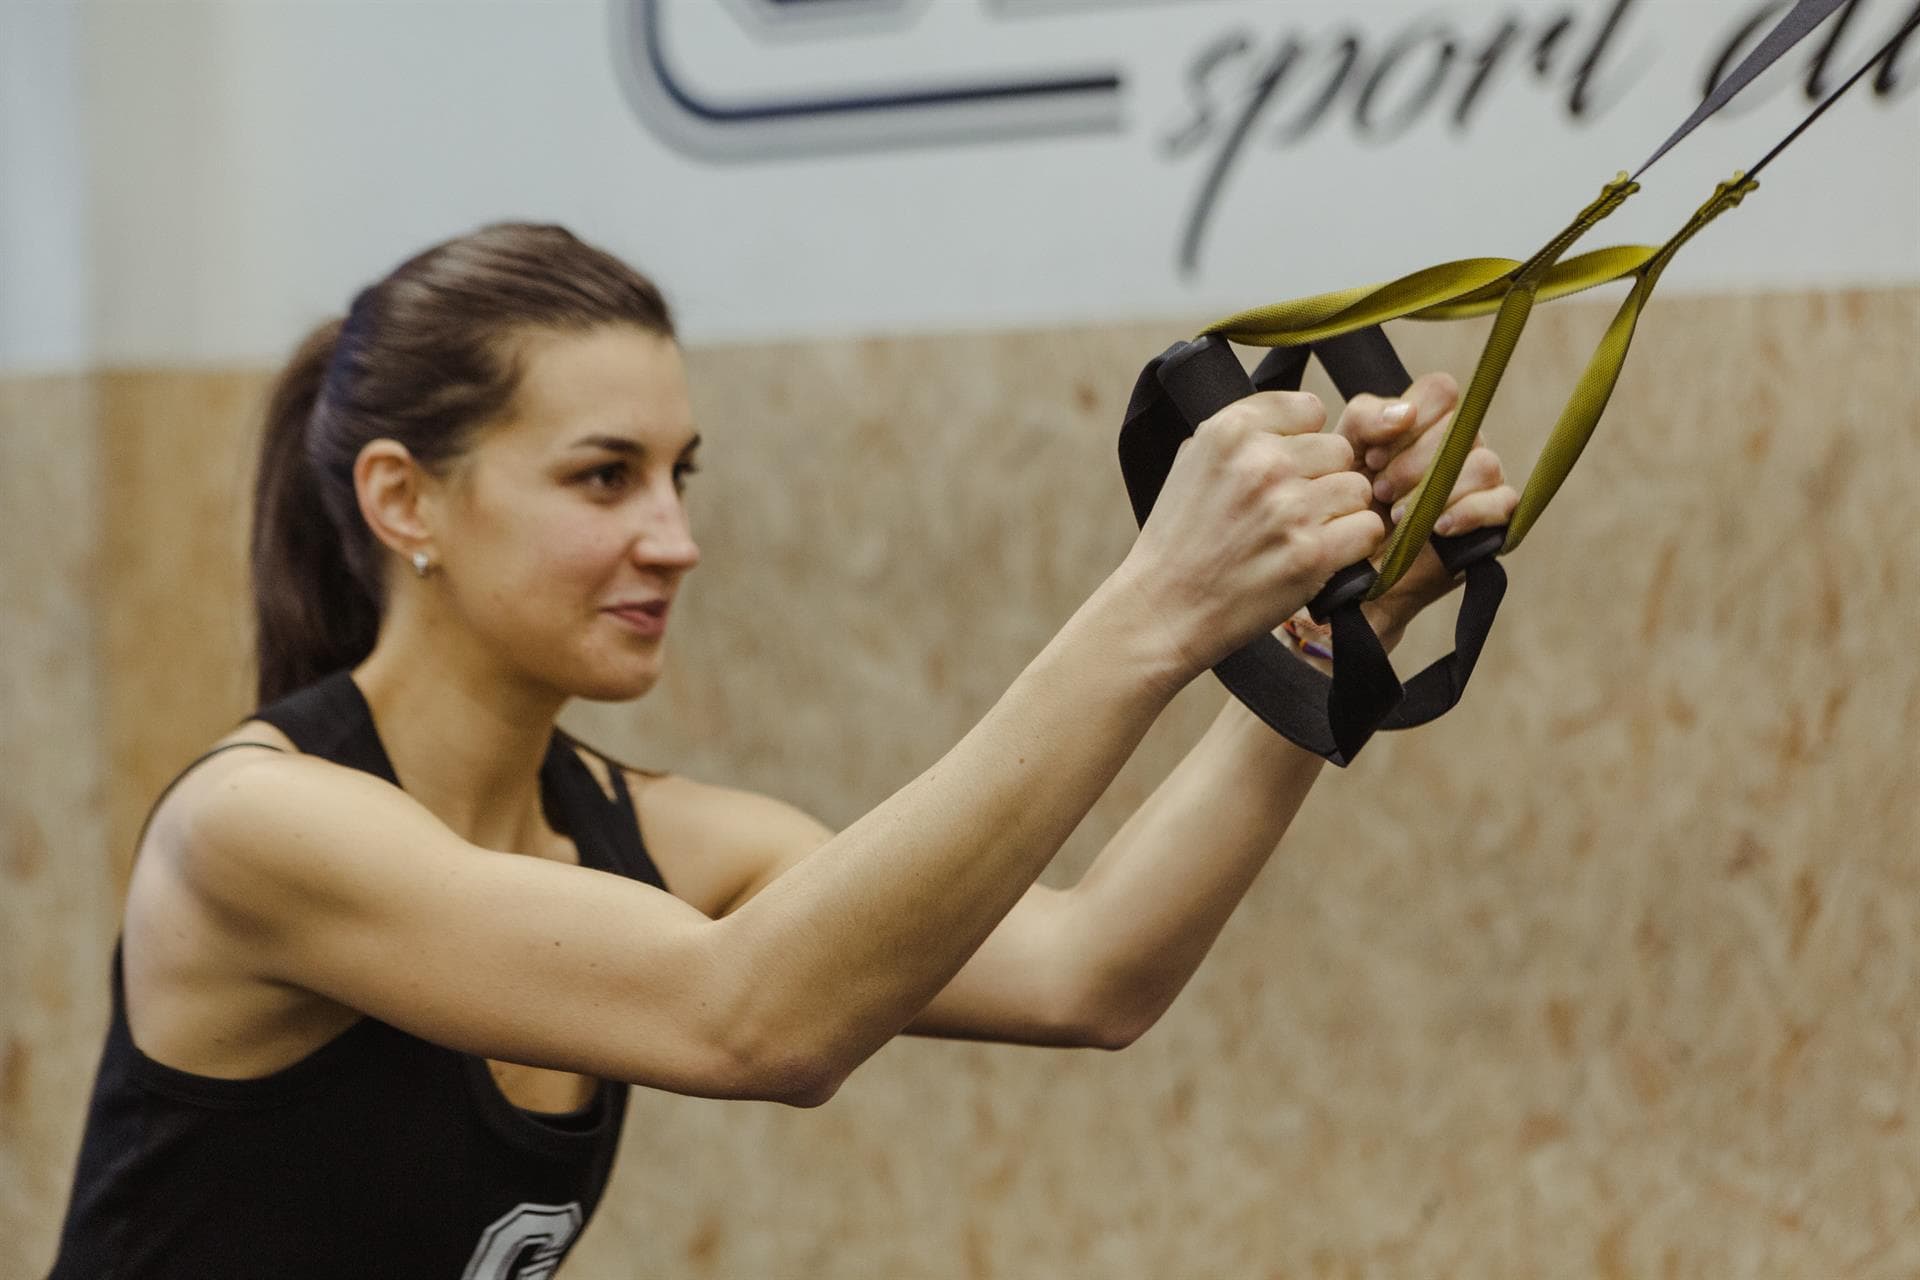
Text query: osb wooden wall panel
5 289 1917 1277
0 378 113 1255
93 371 261 880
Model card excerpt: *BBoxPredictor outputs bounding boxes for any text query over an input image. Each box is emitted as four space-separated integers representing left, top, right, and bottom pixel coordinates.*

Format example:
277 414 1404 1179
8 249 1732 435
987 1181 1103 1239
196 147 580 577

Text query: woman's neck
352 621 568 854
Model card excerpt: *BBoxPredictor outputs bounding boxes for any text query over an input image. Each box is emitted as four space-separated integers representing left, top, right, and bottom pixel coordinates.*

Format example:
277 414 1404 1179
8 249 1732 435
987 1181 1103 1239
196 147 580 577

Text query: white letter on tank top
460 1202 585 1280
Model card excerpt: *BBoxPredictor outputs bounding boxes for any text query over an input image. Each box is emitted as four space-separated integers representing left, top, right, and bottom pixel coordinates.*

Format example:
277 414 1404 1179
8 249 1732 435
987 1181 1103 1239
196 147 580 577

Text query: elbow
703 1033 849 1108
1079 1003 1156 1052
706 1003 857 1108
774 1069 846 1109
1065 971 1164 1051
751 1049 849 1109
689 928 854 1106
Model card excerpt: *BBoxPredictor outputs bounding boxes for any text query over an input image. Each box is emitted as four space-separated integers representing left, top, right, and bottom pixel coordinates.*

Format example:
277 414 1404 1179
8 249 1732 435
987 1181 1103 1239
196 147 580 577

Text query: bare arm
697 374 1519 1048
174 388 1382 1105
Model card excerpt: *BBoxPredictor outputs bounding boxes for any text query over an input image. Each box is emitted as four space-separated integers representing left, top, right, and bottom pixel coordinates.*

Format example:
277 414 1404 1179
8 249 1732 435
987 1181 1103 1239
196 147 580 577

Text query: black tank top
47 671 667 1279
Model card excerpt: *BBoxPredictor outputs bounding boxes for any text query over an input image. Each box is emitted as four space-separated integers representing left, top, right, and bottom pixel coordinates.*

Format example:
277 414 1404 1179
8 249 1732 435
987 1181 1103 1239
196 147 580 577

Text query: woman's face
430 325 703 702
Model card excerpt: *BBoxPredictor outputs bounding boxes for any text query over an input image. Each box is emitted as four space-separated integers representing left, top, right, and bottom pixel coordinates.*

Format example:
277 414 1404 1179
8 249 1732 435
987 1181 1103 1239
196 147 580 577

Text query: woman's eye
672 461 700 492
580 462 630 494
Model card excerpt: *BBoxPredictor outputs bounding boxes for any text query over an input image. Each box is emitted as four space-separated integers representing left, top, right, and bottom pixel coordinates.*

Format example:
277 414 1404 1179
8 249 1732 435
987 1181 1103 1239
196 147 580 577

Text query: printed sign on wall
10 0 1918 367
612 0 1919 275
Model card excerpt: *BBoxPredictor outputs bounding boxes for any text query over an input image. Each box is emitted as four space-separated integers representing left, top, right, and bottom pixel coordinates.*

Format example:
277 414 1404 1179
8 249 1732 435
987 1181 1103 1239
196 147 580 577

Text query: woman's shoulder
120 723 415 1029
134 721 407 900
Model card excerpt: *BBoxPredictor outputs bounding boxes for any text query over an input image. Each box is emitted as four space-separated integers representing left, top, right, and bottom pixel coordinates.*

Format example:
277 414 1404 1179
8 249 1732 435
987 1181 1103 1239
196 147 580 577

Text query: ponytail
250 317 380 704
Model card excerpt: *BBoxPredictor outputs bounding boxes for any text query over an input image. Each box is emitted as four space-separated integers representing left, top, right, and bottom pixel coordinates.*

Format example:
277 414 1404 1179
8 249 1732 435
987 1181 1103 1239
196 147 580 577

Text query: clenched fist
1122 389 1386 675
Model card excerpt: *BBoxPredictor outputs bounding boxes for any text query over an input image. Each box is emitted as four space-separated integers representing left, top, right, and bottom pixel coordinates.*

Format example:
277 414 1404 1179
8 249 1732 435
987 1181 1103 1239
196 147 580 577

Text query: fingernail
1375 478 1394 502
1383 402 1413 426
1435 515 1456 535
1390 502 1406 524
1365 449 1388 471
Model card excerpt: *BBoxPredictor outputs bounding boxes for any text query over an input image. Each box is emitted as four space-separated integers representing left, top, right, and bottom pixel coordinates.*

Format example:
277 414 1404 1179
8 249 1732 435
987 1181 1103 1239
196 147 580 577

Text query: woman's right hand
1119 390 1385 676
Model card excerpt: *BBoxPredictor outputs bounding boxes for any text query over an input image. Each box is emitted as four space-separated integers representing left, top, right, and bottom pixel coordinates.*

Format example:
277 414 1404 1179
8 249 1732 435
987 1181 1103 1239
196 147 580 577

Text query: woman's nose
634 494 700 572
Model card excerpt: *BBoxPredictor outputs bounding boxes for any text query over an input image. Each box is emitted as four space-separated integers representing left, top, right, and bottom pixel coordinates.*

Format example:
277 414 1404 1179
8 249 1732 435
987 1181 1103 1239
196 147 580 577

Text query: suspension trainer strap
1634 0 1852 178
1114 0 1910 755
1506 3 1919 549
1223 0 1869 601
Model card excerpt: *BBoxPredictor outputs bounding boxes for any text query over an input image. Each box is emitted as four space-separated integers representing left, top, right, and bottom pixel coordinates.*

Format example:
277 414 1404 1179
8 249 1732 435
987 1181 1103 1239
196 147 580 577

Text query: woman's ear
354 439 439 566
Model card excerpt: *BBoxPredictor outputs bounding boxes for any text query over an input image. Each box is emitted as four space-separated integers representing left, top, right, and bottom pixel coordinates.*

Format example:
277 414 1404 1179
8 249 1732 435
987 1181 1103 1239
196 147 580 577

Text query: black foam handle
1434 524 1507 576
1307 563 1375 625
1155 336 1255 427
1314 326 1412 402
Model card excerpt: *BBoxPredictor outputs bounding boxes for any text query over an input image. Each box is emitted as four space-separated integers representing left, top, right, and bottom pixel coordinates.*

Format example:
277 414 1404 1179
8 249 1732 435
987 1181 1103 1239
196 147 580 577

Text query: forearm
713 567 1188 1089
1062 608 1409 1038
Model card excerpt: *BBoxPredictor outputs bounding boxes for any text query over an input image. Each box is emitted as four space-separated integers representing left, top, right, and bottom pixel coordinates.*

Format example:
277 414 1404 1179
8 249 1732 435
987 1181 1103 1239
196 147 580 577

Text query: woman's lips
605 601 669 638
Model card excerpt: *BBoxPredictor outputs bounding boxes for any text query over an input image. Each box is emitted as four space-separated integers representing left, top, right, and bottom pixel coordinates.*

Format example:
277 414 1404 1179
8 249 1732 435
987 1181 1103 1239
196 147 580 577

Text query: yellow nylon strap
1199 243 1661 351
1202 244 1661 351
1364 172 1640 594
1187 169 1758 594
1503 172 1760 551
1414 244 1661 319
1203 259 1521 347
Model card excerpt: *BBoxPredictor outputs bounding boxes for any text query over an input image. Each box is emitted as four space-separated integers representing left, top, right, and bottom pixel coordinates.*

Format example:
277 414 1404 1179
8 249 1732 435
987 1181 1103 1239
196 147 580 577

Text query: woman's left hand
1334 371 1520 634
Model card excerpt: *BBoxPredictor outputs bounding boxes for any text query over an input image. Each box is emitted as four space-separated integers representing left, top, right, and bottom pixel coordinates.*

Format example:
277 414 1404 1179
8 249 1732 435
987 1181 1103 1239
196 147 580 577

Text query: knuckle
1261 390 1326 433
1422 370 1462 403
1243 443 1289 485
1314 471 1367 512
1265 482 1308 525
1257 442 1299 482
1297 393 1329 432
1193 412 1234 445
1200 399 1258 439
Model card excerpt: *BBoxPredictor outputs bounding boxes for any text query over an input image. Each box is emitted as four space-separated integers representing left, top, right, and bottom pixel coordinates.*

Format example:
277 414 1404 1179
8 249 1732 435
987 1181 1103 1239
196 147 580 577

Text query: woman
47 223 1516 1277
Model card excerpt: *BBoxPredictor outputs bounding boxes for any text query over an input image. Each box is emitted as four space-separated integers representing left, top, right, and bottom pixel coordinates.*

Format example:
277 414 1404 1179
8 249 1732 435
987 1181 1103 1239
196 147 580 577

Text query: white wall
1 2 90 372
4 0 1918 372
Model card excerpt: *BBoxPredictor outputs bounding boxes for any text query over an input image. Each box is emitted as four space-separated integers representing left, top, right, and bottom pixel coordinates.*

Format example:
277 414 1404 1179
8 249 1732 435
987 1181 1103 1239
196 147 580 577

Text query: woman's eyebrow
567 434 642 456
566 432 702 456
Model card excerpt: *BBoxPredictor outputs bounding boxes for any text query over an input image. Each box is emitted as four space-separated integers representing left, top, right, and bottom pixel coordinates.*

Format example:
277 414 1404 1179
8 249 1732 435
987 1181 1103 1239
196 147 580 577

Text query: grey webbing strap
1636 0 1852 178
1745 2 1920 181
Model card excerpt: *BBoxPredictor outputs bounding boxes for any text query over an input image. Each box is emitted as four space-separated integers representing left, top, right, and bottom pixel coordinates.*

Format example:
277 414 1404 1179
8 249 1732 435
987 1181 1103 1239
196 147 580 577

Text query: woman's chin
566 659 664 704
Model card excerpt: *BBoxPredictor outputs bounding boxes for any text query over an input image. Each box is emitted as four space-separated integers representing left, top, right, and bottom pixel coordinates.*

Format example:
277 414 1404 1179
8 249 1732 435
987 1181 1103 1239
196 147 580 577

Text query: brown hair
250 223 675 703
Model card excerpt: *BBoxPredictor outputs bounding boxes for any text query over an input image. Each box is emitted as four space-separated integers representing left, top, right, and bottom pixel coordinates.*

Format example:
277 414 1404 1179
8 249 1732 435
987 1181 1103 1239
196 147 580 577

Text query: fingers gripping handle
1157 338 1379 623
1268 328 1509 582
1252 330 1396 620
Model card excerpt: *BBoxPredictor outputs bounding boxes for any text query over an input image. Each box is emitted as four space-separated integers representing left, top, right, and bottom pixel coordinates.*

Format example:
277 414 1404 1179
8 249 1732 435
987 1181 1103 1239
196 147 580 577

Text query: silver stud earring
412 551 432 578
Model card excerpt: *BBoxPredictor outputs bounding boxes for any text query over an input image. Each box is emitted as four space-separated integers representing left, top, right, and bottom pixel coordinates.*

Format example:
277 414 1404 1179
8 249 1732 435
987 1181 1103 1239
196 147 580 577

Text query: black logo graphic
611 0 1124 159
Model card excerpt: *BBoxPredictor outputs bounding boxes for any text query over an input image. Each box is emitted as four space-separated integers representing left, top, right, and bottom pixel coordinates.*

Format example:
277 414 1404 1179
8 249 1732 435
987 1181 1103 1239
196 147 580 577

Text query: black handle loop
1120 335 1404 765
1251 328 1512 741
1117 326 1515 763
